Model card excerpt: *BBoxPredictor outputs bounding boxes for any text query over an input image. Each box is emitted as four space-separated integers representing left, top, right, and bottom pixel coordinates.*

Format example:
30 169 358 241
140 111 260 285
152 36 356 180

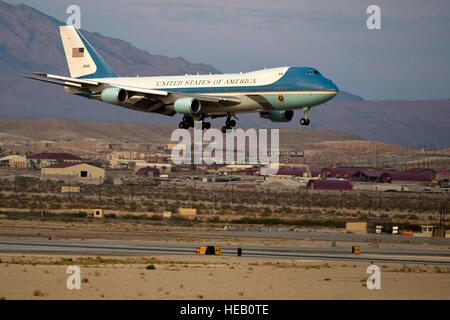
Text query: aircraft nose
319 78 339 103
326 79 339 94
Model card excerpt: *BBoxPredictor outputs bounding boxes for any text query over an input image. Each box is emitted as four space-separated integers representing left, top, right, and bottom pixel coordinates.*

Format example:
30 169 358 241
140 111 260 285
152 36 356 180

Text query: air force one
26 26 339 132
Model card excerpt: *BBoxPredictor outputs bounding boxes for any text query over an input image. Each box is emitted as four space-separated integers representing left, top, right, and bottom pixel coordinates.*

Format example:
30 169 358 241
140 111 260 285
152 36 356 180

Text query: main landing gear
221 114 236 133
178 115 211 130
300 107 311 126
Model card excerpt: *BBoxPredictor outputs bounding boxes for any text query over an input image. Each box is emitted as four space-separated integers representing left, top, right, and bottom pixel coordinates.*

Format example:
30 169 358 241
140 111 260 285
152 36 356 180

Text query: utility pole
68 175 71 199
231 184 234 209
378 188 381 213
212 192 215 215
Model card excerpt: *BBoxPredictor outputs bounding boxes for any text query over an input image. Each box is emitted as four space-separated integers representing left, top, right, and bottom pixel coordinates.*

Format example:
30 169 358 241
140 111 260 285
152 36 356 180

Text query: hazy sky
6 0 450 100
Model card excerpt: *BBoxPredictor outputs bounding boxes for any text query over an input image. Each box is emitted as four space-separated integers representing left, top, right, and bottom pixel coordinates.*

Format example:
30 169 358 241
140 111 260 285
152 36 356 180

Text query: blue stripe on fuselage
145 67 338 94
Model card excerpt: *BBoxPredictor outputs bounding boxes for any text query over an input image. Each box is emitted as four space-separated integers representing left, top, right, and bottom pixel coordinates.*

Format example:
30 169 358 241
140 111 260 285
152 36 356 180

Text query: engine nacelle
174 97 201 114
260 110 294 122
101 87 128 105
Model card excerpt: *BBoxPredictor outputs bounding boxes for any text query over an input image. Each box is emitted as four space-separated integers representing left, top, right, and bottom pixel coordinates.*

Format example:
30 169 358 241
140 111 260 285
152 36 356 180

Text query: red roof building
44 162 82 169
309 169 322 178
27 152 84 168
321 167 361 179
306 179 353 190
436 171 450 181
135 166 161 177
276 167 306 177
28 153 83 161
351 170 386 182
376 172 432 184
406 168 437 180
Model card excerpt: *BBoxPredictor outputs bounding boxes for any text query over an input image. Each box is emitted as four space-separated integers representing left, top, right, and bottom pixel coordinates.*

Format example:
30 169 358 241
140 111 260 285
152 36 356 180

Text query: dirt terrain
0 253 449 300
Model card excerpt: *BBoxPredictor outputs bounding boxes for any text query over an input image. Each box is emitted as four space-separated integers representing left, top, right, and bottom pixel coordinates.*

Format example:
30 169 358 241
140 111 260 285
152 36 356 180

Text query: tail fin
59 26 118 79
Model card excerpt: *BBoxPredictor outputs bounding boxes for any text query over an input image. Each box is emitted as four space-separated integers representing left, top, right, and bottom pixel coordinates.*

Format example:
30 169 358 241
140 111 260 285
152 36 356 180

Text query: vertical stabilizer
59 26 118 79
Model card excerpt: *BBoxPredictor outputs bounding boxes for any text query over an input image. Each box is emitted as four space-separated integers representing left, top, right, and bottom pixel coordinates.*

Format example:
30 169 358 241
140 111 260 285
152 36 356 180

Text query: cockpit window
307 70 321 75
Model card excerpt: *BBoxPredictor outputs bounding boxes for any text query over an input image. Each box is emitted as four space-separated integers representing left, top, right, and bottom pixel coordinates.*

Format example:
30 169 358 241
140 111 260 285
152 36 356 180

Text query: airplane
26 26 339 132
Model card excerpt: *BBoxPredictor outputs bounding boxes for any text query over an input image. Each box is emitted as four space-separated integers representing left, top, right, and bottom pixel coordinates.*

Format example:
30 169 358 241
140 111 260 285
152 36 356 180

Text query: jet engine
260 110 294 122
101 87 128 105
174 97 202 114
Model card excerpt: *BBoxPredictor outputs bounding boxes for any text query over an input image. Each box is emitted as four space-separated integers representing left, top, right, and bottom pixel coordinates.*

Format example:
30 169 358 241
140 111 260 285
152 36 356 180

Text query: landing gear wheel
300 107 311 126
225 114 237 129
181 115 194 128
179 122 186 129
202 122 211 130
300 118 310 126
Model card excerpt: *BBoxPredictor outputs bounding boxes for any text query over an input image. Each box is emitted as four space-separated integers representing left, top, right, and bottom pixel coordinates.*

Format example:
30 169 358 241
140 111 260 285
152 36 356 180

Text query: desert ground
0 253 449 300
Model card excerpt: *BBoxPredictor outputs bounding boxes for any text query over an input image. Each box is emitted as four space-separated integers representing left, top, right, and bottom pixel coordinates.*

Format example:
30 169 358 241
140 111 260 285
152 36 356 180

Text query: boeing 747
26 26 339 132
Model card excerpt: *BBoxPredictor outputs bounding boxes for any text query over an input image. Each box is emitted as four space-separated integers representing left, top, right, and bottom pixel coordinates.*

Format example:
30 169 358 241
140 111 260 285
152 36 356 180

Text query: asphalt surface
0 238 449 265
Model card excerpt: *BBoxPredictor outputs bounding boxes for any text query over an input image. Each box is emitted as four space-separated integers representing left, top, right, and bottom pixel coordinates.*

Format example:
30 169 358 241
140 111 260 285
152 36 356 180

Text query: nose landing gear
300 118 310 126
300 107 311 126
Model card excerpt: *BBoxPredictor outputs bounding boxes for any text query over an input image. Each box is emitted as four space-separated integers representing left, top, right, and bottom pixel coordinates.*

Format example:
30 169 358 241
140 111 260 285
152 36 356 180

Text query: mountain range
0 1 448 148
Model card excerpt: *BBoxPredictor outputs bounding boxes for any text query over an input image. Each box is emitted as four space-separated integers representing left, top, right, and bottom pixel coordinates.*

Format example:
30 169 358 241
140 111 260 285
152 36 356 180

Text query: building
37 140 56 149
218 164 256 172
436 171 450 181
321 167 361 180
0 155 27 168
178 208 197 216
104 143 122 151
135 166 161 178
42 162 105 179
376 172 431 185
141 163 171 173
346 221 367 234
61 186 80 193
406 168 437 180
138 143 154 152
27 152 83 168
276 166 309 178
306 179 353 190
351 170 386 182
93 209 104 218
309 168 322 178
264 175 306 188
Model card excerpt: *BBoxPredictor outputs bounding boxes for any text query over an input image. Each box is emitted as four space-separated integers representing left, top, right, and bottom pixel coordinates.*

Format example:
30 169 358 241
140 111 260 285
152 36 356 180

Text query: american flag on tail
72 47 84 58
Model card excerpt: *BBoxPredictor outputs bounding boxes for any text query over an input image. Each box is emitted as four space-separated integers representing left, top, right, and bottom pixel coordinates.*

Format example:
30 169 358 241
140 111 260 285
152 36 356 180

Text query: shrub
146 264 156 270
33 290 44 297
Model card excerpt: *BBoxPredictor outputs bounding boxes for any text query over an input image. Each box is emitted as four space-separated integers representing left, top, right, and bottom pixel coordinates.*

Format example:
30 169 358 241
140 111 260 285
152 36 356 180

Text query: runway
0 238 449 265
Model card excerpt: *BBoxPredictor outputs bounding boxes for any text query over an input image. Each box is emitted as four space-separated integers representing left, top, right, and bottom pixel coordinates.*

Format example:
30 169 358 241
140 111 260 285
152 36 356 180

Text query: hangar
42 162 105 179
406 168 437 180
376 172 431 185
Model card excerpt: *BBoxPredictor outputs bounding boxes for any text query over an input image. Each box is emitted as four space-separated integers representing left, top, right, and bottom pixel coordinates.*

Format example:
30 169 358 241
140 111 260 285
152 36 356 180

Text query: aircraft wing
25 73 241 116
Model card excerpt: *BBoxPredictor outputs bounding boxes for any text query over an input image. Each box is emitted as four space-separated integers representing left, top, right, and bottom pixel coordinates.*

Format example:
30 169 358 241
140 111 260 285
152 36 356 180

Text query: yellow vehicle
196 246 222 255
